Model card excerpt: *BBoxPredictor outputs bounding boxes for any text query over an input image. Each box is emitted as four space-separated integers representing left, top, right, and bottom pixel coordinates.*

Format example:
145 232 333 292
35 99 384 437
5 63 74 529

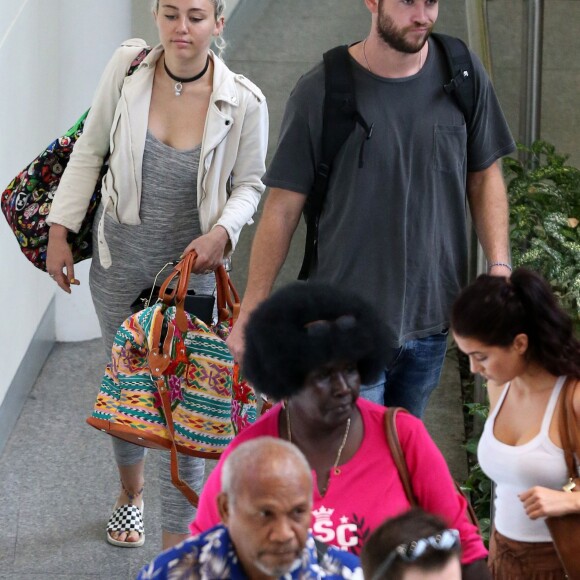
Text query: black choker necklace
163 55 210 96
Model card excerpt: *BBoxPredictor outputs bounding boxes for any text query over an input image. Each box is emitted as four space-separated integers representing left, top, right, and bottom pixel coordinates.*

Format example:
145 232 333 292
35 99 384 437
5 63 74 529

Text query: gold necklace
285 404 351 493
362 37 423 74
362 38 372 71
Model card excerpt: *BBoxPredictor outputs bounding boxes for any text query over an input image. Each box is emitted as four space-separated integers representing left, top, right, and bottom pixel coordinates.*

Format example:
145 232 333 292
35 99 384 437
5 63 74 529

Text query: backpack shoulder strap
431 32 475 128
298 45 358 281
320 46 358 169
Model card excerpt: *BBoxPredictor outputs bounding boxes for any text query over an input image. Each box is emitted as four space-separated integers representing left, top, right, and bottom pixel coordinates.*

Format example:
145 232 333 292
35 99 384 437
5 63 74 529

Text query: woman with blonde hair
46 0 268 549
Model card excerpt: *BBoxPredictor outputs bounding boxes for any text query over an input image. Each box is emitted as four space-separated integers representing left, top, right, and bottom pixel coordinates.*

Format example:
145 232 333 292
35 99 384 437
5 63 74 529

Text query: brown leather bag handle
147 256 241 506
158 252 197 332
160 387 200 507
384 407 418 505
215 264 240 323
158 252 196 305
147 307 172 372
157 252 240 332
384 406 480 528
559 378 579 482
148 308 199 507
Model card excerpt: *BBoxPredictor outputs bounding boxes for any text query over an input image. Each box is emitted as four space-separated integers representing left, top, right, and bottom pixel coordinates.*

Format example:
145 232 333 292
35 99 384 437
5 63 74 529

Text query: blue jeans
360 330 448 418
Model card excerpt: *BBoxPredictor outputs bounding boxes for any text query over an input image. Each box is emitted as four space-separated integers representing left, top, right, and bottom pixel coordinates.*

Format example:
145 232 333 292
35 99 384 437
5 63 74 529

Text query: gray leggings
113 438 204 534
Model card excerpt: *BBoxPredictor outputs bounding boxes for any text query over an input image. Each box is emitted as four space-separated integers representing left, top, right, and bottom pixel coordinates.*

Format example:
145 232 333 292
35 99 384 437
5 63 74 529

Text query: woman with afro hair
190 282 488 577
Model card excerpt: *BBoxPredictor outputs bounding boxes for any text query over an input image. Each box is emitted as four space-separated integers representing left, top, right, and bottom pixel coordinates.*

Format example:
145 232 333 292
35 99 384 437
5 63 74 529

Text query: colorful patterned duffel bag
87 253 256 505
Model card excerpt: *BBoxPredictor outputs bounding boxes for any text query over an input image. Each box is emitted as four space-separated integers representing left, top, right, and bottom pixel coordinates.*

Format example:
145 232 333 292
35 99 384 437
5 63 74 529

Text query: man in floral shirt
137 438 362 580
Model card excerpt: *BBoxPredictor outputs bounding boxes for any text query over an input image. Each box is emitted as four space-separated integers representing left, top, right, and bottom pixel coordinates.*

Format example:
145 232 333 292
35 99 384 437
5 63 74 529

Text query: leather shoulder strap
148 308 199 507
384 406 480 528
384 407 418 506
560 378 580 479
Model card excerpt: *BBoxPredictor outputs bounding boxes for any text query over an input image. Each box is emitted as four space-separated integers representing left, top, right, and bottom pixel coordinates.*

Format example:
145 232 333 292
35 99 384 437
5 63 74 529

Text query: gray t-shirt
264 37 515 347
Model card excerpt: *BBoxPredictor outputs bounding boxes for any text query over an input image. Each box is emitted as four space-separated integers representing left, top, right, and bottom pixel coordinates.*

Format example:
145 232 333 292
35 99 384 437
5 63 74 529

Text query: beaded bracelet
488 262 512 272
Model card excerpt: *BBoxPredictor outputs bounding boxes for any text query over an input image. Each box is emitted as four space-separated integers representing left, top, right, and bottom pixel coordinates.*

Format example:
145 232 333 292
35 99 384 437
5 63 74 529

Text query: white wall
0 0 132 406
53 0 132 341
0 0 247 408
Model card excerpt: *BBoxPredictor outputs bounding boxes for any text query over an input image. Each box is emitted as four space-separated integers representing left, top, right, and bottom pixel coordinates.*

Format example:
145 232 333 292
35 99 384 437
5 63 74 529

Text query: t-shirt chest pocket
433 124 467 173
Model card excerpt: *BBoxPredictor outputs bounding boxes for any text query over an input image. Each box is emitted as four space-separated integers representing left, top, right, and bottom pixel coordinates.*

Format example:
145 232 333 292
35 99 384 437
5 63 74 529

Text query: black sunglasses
304 314 357 336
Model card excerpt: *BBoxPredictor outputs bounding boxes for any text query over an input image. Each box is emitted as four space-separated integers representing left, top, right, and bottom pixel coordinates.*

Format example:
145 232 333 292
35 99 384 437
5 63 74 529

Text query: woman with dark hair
451 267 580 579
190 282 489 578
361 508 462 580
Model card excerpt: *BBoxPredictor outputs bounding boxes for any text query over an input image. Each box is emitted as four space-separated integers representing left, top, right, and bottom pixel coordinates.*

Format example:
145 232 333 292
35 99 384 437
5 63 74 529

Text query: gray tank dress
90 130 213 533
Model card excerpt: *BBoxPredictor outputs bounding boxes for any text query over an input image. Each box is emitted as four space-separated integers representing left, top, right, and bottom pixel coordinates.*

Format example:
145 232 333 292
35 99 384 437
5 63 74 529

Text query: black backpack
298 33 475 280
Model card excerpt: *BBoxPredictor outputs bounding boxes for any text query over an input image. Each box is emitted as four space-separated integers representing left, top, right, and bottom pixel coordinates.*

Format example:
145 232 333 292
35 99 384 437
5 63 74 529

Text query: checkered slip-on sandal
106 502 145 548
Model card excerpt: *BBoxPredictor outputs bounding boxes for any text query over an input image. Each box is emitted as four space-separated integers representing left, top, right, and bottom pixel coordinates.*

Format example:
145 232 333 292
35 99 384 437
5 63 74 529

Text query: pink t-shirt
190 398 487 563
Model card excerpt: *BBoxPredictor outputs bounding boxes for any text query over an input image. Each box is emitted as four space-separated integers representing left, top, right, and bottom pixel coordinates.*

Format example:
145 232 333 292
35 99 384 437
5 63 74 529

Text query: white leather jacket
48 39 268 268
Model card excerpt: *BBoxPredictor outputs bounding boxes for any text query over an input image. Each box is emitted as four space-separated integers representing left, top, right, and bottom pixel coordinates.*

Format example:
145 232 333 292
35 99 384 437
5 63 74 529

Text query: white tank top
478 376 568 542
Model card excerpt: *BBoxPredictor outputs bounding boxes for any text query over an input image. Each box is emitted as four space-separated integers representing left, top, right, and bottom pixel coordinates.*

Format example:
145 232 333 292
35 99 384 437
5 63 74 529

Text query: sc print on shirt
312 506 371 553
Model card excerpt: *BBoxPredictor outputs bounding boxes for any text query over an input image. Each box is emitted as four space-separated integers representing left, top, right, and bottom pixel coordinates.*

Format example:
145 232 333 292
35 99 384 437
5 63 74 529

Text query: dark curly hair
242 282 389 399
361 508 460 580
451 267 580 378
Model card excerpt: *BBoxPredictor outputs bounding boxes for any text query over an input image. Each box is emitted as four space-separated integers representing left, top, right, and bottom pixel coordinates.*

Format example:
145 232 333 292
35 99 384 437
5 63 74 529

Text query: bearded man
228 0 515 418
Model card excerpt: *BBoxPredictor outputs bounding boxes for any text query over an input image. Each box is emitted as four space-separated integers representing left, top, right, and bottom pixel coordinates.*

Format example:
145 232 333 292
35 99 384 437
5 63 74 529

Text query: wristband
488 262 512 272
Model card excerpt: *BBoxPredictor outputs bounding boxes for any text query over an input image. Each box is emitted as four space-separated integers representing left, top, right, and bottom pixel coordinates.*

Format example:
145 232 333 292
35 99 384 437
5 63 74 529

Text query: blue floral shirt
137 524 363 579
